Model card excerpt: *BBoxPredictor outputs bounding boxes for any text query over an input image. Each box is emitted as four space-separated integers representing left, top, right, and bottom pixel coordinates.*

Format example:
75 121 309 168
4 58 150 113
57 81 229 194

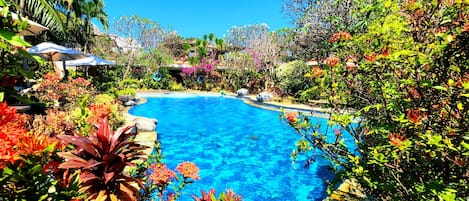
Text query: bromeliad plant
57 118 148 201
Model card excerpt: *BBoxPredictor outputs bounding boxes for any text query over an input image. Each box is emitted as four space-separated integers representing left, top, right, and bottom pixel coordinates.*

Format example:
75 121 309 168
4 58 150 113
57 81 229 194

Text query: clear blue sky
101 0 292 38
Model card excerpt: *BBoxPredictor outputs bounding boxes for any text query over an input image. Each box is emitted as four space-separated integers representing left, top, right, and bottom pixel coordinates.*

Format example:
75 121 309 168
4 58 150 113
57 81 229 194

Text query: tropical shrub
130 140 200 201
169 80 184 91
91 65 125 92
274 60 310 97
192 189 243 201
0 0 41 104
223 68 263 94
34 73 95 108
0 103 82 200
141 67 172 89
181 58 221 91
57 118 147 200
283 0 469 200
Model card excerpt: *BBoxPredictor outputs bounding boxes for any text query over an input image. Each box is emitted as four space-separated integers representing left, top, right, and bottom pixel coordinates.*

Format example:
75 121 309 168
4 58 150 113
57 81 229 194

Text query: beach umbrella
64 55 115 66
0 8 49 36
27 42 85 78
27 42 84 61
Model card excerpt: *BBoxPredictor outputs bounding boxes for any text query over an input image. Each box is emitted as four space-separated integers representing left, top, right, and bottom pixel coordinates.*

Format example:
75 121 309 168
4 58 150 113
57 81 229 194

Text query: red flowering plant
130 140 201 201
282 0 469 200
181 57 221 90
192 189 243 201
0 102 82 200
34 73 95 108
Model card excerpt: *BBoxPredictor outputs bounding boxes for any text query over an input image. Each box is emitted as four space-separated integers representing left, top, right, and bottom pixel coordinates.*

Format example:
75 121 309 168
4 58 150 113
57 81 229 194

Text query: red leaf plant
57 118 148 201
192 189 242 201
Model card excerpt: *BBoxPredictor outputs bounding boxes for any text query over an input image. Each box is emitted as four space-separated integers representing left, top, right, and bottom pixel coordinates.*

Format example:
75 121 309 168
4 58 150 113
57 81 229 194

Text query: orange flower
389 133 407 147
329 32 352 43
149 164 176 185
166 193 176 201
407 109 426 124
381 47 389 57
87 103 112 124
311 67 325 78
285 112 298 124
463 22 469 32
176 161 200 180
364 54 376 62
407 87 421 99
324 56 340 67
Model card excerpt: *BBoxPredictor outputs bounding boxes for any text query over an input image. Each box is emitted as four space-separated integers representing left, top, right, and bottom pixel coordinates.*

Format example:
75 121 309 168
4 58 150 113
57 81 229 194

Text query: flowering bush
283 0 469 200
145 159 200 200
0 102 81 200
35 73 95 108
192 189 243 201
181 58 221 90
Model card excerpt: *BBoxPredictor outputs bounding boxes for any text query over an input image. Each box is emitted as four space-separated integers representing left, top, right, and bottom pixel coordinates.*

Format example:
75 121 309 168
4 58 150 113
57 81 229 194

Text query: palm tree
80 0 108 53
8 0 66 38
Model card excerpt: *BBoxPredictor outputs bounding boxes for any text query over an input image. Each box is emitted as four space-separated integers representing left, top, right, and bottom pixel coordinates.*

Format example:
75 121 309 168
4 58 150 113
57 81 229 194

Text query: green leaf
0 29 31 47
457 102 463 110
461 141 469 151
432 86 447 91
27 164 42 175
2 167 14 175
428 134 442 146
0 92 4 102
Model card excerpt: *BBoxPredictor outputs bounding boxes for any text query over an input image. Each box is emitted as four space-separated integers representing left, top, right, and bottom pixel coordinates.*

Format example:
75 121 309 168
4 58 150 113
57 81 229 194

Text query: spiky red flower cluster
176 161 200 180
0 103 54 169
388 133 407 147
311 67 325 78
329 32 352 43
87 103 112 124
149 164 176 185
324 56 340 67
285 112 298 124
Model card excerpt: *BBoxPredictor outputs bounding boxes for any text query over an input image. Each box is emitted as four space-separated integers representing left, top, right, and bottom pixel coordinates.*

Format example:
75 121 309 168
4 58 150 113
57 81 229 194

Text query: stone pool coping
135 90 332 117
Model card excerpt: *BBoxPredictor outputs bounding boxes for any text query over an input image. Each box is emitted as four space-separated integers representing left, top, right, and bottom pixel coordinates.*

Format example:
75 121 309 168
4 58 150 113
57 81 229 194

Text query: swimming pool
129 93 338 201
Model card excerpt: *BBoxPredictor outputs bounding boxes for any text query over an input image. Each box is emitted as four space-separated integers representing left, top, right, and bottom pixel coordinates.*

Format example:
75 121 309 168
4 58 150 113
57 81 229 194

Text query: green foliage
116 88 137 96
91 65 125 92
169 80 184 91
140 67 172 89
223 68 263 94
0 2 42 104
0 154 82 201
274 60 310 96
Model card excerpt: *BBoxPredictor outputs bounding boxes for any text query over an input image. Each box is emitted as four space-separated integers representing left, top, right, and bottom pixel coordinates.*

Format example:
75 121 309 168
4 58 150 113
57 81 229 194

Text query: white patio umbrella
27 42 85 78
64 55 115 66
27 42 84 61
0 8 49 36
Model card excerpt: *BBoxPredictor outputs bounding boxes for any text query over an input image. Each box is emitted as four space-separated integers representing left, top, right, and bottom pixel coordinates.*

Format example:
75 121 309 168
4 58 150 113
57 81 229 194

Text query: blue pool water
129 93 341 201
